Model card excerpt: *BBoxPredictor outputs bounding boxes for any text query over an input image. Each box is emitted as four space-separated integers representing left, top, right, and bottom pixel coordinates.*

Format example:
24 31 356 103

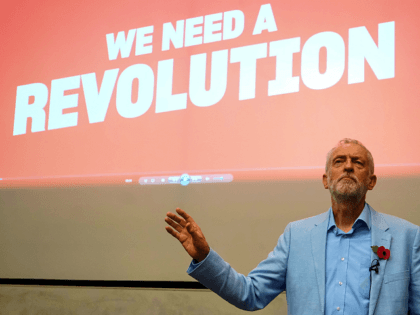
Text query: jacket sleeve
187 222 291 311
409 226 420 315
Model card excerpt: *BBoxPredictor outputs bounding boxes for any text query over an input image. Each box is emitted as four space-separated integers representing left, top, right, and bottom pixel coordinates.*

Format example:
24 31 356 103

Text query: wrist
196 247 210 262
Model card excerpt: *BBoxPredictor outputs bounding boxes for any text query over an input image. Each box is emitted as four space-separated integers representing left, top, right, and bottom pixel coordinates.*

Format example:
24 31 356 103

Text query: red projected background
1 0 419 187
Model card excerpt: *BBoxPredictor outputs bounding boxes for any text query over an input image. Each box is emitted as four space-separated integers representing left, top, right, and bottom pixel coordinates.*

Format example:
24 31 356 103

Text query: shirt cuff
187 248 212 273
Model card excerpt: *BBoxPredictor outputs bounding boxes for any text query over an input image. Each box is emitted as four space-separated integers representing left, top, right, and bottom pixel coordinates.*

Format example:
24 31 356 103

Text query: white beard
328 174 369 204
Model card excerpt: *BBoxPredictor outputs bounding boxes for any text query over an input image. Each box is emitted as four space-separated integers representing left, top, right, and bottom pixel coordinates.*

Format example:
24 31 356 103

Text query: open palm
165 208 210 262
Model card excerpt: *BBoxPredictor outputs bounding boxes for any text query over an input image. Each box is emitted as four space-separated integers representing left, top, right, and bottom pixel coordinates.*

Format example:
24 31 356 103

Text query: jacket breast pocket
384 270 410 284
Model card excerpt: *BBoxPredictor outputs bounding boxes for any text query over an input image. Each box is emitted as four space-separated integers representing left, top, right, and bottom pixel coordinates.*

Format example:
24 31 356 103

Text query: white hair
325 138 374 176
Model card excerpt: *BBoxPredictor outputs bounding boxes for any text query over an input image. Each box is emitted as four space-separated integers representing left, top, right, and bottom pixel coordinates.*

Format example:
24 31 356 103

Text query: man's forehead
331 143 368 159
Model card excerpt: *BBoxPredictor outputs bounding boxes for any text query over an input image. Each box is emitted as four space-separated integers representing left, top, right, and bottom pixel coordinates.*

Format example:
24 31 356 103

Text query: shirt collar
327 202 371 232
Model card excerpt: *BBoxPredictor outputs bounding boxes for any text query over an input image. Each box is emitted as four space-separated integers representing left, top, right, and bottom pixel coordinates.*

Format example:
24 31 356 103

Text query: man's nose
344 160 354 171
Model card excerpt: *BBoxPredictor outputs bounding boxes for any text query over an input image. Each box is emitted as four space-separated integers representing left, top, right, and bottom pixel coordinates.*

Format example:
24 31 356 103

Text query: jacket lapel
369 207 391 315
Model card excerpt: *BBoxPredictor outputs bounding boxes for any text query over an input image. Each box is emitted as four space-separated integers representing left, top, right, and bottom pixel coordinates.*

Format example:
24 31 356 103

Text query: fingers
166 211 186 227
165 226 180 240
164 208 194 240
175 208 194 223
165 216 183 232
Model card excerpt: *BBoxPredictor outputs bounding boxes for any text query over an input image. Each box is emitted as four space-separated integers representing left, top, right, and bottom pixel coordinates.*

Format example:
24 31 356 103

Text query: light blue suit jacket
187 206 420 315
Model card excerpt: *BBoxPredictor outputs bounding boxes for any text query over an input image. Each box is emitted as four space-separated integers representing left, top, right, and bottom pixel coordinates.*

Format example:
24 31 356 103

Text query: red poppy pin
371 245 391 260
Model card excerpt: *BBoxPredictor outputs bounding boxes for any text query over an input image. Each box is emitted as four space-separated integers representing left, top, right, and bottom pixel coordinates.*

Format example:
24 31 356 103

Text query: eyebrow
333 155 365 161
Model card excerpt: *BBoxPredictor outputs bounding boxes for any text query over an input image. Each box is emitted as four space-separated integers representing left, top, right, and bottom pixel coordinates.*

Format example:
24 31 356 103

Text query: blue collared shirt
325 202 372 315
189 203 373 314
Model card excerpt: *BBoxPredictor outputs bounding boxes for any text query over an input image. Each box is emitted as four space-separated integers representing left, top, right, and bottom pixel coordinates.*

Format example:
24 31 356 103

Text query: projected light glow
1 0 420 187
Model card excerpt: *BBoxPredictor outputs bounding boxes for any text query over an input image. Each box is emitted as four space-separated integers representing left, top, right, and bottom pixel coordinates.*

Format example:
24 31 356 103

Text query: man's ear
322 174 329 189
368 174 377 190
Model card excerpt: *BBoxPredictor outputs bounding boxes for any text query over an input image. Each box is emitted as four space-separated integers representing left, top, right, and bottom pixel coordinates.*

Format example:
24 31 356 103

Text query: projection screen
0 0 419 281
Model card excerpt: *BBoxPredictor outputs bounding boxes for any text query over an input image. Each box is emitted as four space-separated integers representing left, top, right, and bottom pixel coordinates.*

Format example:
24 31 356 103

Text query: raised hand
165 208 210 262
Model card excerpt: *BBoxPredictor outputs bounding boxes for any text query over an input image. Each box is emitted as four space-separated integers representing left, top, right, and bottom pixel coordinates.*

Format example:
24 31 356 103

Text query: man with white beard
165 138 420 315
322 139 376 233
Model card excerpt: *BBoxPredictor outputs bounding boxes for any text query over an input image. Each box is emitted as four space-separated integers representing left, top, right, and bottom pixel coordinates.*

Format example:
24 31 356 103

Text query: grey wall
0 176 419 313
